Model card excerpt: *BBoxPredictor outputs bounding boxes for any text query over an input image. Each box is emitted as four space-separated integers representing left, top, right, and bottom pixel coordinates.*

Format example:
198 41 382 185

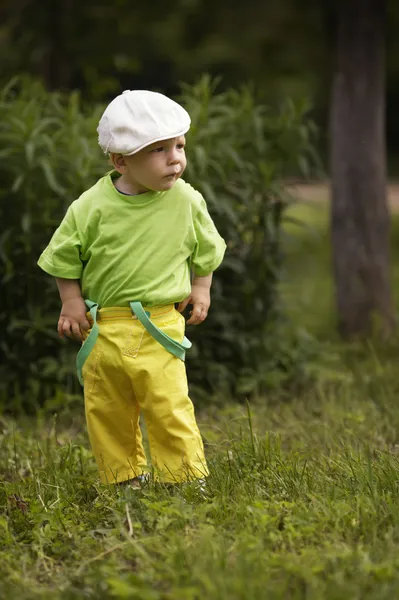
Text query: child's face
111 136 187 194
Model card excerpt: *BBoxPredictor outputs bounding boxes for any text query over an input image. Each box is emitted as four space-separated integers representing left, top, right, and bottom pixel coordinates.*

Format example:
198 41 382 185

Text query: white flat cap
97 90 191 155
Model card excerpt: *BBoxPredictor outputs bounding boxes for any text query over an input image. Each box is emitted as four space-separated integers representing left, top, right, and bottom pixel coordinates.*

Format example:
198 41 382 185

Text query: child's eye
151 146 164 153
177 144 185 150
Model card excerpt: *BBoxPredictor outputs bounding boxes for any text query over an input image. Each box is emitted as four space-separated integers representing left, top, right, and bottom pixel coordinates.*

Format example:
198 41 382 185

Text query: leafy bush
181 77 318 397
0 76 317 411
0 78 105 410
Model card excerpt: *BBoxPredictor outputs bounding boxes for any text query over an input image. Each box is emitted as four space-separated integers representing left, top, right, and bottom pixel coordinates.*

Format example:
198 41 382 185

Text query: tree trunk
330 0 394 337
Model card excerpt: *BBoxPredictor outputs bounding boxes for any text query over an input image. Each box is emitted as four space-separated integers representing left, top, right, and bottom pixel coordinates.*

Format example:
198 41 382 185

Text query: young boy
37 90 226 486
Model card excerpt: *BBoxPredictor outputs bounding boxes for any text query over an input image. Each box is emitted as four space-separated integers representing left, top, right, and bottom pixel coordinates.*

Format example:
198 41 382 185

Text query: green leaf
39 158 67 196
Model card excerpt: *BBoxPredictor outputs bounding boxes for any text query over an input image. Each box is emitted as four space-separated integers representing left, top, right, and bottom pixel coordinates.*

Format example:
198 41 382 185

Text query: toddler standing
38 90 226 485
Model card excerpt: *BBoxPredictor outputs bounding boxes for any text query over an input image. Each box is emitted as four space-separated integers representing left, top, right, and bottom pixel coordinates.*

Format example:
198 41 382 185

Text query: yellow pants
82 304 208 484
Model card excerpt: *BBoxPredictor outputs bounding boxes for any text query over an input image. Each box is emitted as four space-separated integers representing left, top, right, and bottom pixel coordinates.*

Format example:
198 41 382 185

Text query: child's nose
169 149 180 164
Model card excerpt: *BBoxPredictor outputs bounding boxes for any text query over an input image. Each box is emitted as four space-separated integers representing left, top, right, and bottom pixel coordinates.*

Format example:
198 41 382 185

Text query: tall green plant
0 77 317 411
181 76 318 397
0 78 105 409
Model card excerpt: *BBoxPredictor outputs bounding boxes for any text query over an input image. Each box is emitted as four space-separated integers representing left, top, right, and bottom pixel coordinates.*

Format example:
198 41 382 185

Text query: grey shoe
122 473 149 490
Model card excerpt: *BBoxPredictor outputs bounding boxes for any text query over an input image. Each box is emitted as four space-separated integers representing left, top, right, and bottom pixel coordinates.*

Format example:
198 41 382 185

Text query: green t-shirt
37 172 226 307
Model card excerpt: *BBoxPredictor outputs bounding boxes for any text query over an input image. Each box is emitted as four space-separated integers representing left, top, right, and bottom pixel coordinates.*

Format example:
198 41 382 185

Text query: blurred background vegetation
0 0 398 166
0 0 398 411
0 76 319 410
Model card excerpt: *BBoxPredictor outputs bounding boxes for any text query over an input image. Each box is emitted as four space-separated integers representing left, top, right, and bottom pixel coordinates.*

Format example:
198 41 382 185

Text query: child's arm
178 273 212 325
179 188 226 324
56 278 90 341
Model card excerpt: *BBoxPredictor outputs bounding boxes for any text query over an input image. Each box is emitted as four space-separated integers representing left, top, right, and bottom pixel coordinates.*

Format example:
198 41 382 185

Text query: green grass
281 202 334 337
3 381 399 599
3 200 399 599
281 200 399 336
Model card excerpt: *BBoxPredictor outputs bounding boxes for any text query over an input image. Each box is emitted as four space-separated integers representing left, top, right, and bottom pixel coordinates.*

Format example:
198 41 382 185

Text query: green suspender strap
76 300 99 386
129 301 192 361
76 300 192 386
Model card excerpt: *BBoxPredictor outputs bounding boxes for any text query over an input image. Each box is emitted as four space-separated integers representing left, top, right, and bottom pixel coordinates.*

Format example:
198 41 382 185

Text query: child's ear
109 153 127 173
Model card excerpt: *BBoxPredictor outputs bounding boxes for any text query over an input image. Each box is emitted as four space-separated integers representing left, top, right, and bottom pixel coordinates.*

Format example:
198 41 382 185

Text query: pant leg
82 320 147 484
129 310 208 483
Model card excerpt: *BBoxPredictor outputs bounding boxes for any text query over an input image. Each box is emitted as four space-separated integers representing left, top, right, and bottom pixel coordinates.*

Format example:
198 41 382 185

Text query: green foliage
0 78 106 410
3 0 399 169
181 76 318 397
3 365 399 598
0 77 317 410
0 0 328 102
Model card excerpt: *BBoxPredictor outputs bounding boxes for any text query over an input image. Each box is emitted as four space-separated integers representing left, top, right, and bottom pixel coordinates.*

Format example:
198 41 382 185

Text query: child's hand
58 297 90 341
178 285 211 325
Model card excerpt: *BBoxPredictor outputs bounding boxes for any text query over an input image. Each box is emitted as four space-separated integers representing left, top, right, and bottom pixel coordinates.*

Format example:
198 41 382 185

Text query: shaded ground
286 181 399 211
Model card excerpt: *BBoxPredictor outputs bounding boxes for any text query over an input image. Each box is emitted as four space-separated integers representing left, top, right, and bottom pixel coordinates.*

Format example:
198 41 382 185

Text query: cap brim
122 126 191 156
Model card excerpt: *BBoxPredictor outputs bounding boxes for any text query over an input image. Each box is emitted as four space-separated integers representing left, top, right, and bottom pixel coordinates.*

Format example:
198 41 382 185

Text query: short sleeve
191 196 226 276
37 205 83 279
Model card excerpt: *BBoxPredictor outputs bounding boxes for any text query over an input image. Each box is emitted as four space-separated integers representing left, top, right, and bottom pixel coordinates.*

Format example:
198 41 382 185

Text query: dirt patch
286 181 399 211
